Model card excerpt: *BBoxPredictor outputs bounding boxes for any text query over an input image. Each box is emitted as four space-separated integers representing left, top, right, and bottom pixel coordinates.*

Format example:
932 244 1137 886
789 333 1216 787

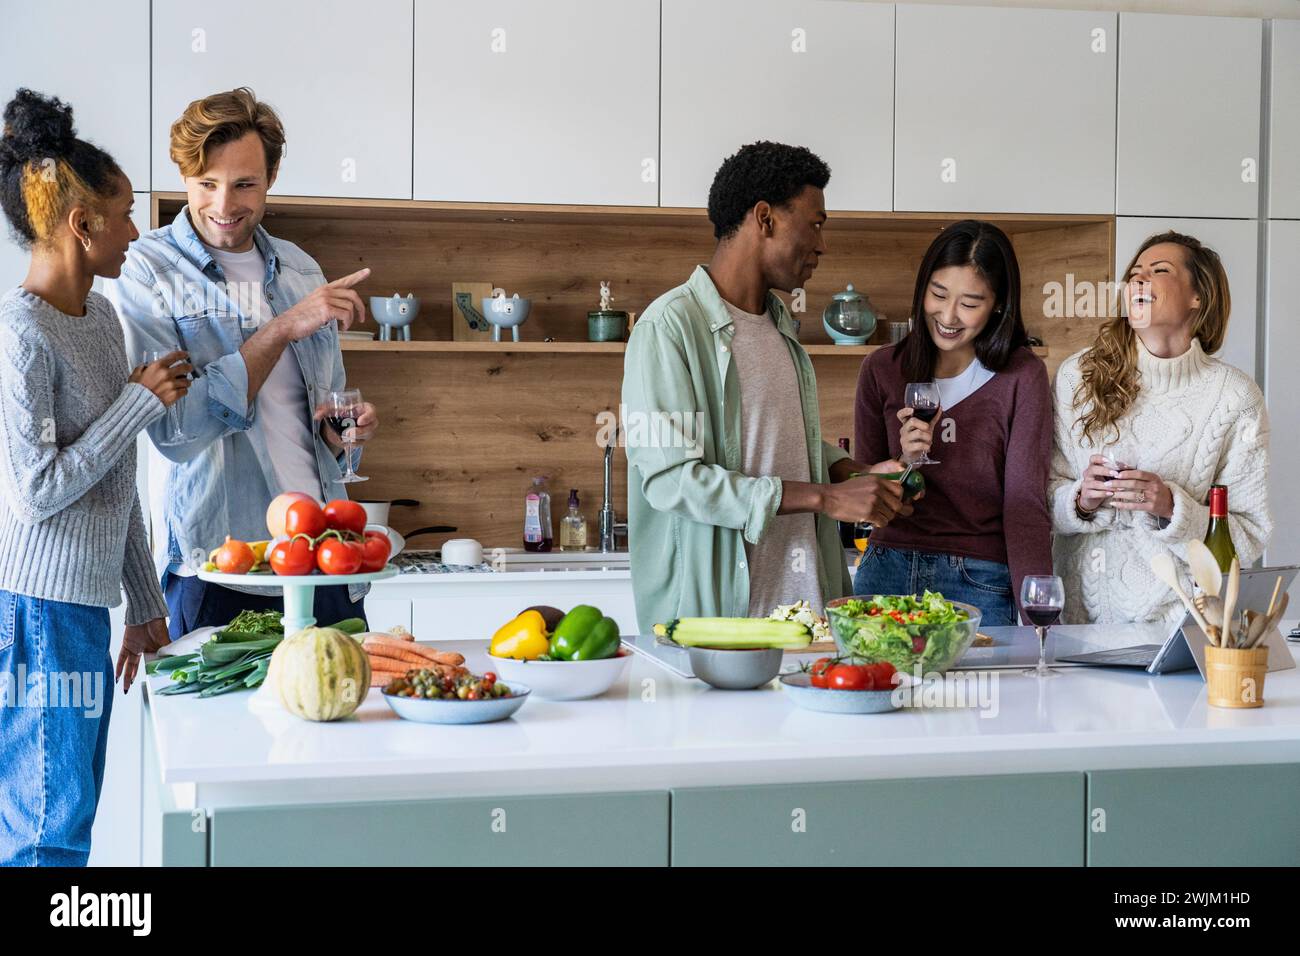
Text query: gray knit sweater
0 288 167 625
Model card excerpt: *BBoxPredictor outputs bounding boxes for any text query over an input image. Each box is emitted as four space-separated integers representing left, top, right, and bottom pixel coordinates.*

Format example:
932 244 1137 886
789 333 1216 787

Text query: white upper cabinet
1269 20 1300 219
151 0 413 199
0 0 150 189
660 0 893 212
1265 220 1300 568
893 4 1116 214
1116 14 1261 219
413 0 658 205
1114 217 1258 381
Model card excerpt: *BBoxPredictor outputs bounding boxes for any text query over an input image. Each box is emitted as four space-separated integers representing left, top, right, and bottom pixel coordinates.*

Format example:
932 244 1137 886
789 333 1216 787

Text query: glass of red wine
1020 574 1065 679
326 387 367 484
903 381 941 465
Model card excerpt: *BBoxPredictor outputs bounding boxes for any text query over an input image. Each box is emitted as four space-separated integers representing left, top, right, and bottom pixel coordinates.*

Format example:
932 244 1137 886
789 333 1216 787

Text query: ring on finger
1137 490 1146 503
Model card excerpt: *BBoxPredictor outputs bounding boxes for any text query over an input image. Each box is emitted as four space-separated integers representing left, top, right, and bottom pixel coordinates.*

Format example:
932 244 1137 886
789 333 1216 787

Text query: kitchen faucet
600 425 628 553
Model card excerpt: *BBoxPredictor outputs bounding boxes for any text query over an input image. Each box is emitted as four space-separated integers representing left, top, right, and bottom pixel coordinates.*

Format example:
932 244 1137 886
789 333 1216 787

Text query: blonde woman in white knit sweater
1050 232 1271 625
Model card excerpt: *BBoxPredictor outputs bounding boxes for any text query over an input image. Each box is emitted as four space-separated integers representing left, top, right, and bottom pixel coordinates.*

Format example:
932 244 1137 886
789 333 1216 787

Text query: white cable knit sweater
1049 338 1272 626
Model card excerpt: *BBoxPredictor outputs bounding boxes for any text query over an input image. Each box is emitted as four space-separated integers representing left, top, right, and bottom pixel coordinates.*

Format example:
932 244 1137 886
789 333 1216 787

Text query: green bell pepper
549 605 621 661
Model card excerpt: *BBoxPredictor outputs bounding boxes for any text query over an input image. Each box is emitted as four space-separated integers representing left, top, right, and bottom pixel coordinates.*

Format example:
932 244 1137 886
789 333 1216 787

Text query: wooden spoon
1220 556 1241 649
1185 539 1223 598
1150 552 1216 641
1194 593 1224 645
1248 592 1289 649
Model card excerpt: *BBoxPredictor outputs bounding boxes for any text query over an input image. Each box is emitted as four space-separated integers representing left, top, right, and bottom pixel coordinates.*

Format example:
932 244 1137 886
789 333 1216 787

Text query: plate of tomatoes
203 494 397 582
778 657 910 714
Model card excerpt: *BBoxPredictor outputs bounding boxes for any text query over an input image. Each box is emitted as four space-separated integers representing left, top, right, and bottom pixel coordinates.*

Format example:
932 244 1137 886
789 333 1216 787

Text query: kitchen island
142 631 1300 867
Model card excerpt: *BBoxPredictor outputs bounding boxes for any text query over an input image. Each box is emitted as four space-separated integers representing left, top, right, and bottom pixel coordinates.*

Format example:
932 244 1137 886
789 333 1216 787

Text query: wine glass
1020 575 1065 679
142 348 192 446
326 388 368 483
903 382 941 465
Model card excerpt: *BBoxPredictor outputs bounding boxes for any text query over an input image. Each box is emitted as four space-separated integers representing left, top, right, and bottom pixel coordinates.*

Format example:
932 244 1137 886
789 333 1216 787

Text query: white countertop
144 628 1300 809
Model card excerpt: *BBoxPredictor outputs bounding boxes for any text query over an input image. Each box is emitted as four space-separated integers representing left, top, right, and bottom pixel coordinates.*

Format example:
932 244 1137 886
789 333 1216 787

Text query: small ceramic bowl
382 682 531 724
685 645 783 690
488 649 631 700
481 295 531 328
370 294 420 327
440 538 483 566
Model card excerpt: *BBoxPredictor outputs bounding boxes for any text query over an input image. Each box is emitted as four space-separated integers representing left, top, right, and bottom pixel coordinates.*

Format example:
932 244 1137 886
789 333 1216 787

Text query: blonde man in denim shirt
105 89 378 636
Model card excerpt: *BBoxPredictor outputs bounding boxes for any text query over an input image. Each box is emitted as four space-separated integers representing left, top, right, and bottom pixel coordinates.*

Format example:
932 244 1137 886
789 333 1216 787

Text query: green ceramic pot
588 310 629 342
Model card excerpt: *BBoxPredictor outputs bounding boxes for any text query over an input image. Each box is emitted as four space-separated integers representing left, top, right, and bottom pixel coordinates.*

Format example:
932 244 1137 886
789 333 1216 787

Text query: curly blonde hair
169 87 285 178
1073 231 1230 446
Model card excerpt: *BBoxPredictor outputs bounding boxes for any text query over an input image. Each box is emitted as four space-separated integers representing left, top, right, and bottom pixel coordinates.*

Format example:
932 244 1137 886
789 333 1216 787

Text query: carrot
365 645 442 668
363 635 464 666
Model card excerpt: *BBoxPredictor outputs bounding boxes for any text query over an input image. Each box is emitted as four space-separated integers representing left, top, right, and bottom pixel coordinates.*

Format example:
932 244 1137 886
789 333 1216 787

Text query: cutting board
452 281 494 341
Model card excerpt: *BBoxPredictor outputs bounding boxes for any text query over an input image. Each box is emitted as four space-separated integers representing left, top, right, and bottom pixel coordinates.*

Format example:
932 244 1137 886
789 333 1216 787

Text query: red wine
326 413 355 436
911 406 939 424
1024 604 1061 628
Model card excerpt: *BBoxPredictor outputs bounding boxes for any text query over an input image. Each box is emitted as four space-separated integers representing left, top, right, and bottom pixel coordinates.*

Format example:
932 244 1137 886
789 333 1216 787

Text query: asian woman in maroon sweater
853 220 1054 625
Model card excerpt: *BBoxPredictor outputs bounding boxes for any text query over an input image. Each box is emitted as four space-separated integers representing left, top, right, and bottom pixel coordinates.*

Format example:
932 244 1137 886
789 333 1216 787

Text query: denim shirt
621 265 851 634
103 207 366 602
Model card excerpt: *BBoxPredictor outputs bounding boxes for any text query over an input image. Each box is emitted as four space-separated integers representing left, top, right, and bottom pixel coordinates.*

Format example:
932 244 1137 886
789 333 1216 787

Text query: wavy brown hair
169 87 285 179
1073 231 1231 446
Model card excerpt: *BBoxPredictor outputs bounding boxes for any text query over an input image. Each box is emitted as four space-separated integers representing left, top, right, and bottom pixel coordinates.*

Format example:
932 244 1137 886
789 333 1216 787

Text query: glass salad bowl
825 593 981 676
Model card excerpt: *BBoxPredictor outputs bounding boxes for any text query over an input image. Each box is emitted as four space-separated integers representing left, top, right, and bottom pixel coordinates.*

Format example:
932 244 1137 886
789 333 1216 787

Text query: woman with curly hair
1050 231 1271 625
0 89 190 865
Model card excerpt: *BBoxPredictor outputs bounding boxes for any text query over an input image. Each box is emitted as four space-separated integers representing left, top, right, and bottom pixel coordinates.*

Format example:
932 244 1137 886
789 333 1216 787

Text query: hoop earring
81 237 92 252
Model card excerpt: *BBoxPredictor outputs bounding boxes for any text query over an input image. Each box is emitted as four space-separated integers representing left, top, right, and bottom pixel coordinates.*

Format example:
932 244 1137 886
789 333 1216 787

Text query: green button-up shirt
621 265 852 634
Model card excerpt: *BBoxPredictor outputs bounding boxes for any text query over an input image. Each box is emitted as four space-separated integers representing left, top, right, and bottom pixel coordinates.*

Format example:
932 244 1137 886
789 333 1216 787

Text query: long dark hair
897 219 1029 383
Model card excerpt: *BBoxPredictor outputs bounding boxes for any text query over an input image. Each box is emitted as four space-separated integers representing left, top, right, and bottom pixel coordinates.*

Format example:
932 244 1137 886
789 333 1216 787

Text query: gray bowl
779 672 903 714
685 645 783 690
381 683 531 724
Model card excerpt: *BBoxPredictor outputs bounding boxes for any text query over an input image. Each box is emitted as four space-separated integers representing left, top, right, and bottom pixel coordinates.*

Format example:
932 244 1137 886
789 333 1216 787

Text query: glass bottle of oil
559 489 588 551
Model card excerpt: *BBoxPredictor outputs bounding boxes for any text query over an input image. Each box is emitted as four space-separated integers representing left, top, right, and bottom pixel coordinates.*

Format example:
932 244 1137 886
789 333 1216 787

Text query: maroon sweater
854 344 1054 605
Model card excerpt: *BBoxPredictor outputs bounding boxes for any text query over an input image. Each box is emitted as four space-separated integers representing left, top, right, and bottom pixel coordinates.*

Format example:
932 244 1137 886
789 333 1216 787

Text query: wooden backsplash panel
347 348 867 548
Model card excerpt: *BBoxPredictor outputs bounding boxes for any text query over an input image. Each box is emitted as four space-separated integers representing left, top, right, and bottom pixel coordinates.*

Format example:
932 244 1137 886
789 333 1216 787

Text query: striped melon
272 627 371 721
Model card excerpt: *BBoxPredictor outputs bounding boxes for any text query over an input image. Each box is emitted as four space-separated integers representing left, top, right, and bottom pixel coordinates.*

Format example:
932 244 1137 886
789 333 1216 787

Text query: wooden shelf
339 339 1048 358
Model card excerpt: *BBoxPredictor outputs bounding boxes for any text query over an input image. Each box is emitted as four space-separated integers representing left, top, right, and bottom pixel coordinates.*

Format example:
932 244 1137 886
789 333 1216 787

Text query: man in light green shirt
622 142 908 633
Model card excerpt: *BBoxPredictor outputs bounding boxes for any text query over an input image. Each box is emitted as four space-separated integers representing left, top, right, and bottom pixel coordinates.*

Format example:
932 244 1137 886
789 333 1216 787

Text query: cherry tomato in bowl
825 663 877 691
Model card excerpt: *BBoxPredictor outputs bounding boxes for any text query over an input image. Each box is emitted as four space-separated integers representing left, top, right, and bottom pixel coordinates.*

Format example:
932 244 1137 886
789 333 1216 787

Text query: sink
484 548 630 570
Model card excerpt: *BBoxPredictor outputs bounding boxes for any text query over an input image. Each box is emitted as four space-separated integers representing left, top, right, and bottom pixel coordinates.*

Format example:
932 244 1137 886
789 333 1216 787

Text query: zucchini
327 617 367 635
666 617 811 649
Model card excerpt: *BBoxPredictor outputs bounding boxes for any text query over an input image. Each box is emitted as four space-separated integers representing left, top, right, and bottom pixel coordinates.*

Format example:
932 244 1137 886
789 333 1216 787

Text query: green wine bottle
1203 484 1237 573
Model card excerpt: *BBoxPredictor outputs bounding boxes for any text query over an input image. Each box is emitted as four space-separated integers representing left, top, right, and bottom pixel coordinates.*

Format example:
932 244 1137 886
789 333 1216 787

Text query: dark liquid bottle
836 437 856 549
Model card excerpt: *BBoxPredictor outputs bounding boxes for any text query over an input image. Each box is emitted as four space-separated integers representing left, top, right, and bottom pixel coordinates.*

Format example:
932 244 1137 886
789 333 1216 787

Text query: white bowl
487 649 631 700
441 538 483 566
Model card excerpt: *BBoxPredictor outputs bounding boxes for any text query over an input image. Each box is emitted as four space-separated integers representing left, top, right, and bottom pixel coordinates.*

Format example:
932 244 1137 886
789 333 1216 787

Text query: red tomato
269 536 315 576
323 499 367 535
316 537 363 575
826 664 876 691
911 635 927 655
809 657 834 688
870 662 898 688
359 530 392 572
285 499 326 538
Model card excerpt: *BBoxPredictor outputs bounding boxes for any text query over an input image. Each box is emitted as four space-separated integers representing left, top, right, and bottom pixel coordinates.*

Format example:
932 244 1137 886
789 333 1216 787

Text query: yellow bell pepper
489 610 551 660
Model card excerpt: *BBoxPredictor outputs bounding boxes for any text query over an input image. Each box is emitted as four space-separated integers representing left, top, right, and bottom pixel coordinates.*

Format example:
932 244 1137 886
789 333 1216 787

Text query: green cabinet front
671 772 1086 866
209 790 669 866
1087 763 1300 866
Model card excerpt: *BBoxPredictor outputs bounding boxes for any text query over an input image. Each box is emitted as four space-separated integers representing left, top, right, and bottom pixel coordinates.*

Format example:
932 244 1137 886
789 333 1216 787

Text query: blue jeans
0 592 113 867
853 545 1018 626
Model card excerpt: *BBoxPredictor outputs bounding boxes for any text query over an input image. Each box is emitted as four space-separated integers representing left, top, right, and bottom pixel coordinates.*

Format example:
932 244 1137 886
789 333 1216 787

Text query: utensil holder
1204 645 1269 708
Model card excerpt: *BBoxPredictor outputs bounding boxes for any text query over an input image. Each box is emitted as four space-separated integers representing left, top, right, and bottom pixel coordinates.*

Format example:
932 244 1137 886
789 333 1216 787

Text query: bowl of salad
825 592 980 675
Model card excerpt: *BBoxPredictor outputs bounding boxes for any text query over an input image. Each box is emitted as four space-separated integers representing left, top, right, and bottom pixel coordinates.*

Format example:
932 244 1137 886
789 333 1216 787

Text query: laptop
1057 565 1300 675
